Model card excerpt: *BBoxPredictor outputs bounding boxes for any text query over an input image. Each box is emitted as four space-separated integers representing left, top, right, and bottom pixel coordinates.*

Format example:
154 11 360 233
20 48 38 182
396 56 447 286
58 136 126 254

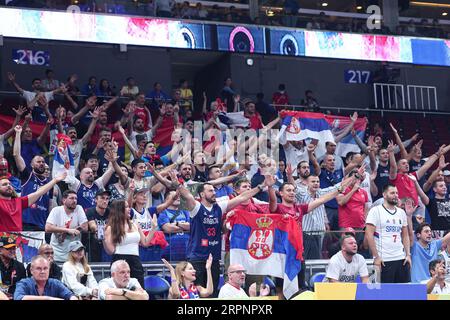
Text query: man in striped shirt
296 174 338 259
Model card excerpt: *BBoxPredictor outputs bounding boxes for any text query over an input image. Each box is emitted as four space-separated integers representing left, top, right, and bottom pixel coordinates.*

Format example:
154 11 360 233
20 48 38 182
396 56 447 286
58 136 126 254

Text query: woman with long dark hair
103 200 157 287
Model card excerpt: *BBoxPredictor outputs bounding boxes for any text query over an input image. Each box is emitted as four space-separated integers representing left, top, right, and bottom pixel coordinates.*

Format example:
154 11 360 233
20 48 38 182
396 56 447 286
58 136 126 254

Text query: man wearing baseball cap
86 190 111 262
0 233 27 298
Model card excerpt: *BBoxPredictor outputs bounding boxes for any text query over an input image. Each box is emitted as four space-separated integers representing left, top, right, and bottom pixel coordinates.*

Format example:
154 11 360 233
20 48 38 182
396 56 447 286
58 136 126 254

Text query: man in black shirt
0 234 27 298
26 244 61 280
255 93 276 125
86 190 111 262
192 152 208 182
426 180 450 231
374 148 390 201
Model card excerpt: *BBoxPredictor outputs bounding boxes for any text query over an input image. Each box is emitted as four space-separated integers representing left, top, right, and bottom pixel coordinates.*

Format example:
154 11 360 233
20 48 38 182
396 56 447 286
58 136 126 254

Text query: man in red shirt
337 170 369 230
243 99 263 130
0 172 67 232
267 177 351 298
134 93 153 131
272 84 289 111
389 143 450 207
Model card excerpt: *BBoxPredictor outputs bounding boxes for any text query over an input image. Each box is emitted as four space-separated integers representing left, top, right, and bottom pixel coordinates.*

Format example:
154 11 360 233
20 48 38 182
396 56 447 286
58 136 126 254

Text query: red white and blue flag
279 111 335 144
228 210 302 299
52 133 75 183
325 114 367 157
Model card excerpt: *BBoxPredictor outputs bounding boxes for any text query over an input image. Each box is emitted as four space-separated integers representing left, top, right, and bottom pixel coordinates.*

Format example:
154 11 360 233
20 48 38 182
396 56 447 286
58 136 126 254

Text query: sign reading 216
12 49 50 66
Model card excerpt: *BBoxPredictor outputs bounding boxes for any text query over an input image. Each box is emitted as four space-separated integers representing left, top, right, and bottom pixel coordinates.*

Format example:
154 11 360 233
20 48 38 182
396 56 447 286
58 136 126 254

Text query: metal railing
88 259 376 283
407 85 438 111
373 83 406 110
1 89 448 118
373 83 439 111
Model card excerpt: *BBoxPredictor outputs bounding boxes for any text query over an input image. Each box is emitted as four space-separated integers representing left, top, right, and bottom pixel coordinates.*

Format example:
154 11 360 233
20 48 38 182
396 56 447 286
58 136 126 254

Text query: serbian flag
15 232 46 263
325 114 367 157
229 210 302 299
278 111 334 145
52 133 75 183
153 116 183 156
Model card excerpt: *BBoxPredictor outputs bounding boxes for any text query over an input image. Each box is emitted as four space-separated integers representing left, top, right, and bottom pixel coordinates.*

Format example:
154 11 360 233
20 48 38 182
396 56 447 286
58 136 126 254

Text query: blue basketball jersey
187 202 225 261
21 171 52 229
76 182 100 211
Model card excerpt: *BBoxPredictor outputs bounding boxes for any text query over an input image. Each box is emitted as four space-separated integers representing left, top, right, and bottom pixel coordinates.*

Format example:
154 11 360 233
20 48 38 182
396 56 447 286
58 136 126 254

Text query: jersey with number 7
366 205 408 262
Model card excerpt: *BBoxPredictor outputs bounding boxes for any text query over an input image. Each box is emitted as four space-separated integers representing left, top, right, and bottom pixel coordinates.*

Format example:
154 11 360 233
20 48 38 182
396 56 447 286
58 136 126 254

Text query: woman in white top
62 241 98 299
104 200 157 287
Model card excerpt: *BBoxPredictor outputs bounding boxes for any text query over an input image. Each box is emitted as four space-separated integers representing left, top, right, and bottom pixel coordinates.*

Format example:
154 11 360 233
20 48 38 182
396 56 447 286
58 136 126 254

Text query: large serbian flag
229 210 302 299
325 114 367 157
52 133 75 183
278 111 334 145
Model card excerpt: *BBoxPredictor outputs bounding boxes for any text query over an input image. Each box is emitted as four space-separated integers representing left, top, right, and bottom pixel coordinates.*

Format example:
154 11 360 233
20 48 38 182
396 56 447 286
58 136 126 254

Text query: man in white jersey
325 235 369 283
365 184 412 283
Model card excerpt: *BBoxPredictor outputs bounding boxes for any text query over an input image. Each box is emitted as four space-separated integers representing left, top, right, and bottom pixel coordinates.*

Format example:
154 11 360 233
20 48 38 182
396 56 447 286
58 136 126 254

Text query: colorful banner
0 8 449 66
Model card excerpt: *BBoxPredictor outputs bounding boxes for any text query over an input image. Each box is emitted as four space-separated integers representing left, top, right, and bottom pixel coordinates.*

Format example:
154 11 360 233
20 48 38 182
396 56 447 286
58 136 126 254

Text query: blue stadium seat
218 274 225 290
144 275 170 299
309 272 326 290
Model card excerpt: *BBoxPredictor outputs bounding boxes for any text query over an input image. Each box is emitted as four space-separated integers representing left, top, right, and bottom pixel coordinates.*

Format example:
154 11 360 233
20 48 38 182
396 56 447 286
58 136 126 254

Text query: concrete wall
1 38 449 113
229 54 450 112
0 38 172 97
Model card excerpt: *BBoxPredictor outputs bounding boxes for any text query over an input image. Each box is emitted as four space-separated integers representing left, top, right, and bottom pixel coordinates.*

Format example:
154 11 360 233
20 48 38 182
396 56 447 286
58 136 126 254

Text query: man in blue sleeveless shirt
174 177 271 297
13 125 53 231
67 165 115 212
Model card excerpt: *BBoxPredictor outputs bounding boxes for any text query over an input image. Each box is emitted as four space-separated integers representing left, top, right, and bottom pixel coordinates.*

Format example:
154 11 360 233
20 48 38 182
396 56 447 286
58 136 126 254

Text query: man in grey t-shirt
325 235 369 283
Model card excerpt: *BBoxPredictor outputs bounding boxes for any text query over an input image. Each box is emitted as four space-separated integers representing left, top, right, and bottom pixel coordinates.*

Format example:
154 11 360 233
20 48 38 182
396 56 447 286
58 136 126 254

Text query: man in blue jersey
174 175 271 297
13 125 54 231
158 190 190 261
67 164 115 211
317 154 344 231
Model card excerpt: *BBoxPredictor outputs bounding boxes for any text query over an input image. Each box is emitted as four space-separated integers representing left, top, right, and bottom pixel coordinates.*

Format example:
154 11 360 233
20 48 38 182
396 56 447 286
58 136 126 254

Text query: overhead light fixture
356 5 363 10
443 12 448 15
411 1 450 8
322 2 328 6
266 9 275 17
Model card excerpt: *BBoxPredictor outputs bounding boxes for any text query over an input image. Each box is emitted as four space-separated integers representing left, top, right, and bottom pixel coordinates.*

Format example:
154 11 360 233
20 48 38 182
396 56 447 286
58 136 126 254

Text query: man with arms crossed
365 184 412 283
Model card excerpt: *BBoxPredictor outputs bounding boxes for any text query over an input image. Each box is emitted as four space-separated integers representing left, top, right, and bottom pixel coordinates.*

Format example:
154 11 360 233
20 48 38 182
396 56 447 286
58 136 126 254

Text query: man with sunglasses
26 244 62 280
0 234 26 298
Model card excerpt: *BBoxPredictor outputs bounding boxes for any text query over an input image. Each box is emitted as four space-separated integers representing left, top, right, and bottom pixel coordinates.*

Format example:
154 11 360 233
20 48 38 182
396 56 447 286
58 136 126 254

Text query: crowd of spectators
0 64 449 301
3 0 449 39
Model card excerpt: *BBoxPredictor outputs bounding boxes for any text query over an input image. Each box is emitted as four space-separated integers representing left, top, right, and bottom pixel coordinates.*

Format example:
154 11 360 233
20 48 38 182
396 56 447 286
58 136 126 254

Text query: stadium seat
218 274 224 290
144 275 170 299
309 272 326 290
